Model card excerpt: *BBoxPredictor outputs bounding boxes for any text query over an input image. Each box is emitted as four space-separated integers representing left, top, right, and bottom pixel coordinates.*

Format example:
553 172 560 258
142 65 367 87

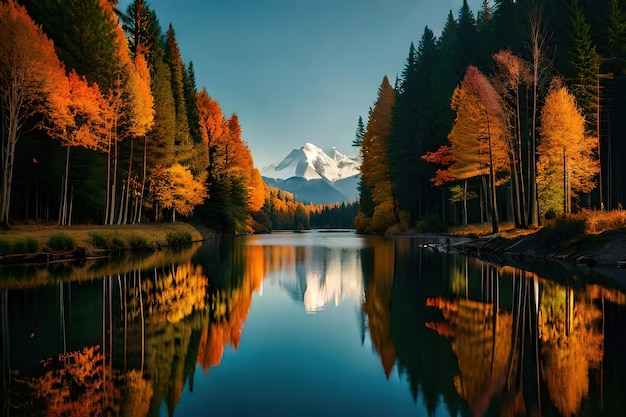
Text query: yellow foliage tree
538 83 598 215
150 163 207 220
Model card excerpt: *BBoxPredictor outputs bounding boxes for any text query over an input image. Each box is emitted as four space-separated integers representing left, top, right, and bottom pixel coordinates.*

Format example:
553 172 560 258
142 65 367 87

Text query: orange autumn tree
356 75 398 234
423 66 508 231
196 89 264 233
0 0 72 226
55 70 109 225
223 114 265 212
537 81 598 216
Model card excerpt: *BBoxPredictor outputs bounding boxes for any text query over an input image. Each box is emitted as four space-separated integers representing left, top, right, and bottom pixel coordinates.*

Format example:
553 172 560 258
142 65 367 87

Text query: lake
2 230 626 416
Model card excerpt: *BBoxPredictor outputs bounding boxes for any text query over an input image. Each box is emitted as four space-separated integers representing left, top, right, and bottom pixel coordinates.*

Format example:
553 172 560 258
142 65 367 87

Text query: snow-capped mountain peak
262 142 359 182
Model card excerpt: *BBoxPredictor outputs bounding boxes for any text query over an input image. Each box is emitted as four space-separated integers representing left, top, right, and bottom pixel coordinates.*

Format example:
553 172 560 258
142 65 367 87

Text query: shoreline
3 223 625 286
0 222 218 266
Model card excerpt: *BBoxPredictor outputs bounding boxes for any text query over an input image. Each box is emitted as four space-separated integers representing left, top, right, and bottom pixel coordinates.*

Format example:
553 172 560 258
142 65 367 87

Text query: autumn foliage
0 0 264 229
0 0 71 225
538 84 598 216
196 88 265 232
356 76 398 234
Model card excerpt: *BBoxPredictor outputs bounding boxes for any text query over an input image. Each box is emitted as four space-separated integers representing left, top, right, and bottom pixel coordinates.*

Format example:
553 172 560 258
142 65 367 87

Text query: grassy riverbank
0 222 209 262
447 211 626 268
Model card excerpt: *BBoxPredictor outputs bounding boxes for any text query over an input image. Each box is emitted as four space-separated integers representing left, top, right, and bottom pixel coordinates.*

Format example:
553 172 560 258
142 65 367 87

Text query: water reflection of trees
361 238 464 415
361 238 626 416
361 239 395 378
196 242 264 372
427 261 625 416
4 239 263 416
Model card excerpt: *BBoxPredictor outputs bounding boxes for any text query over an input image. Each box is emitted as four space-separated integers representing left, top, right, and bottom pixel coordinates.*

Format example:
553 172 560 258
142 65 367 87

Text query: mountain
261 143 360 204
262 143 359 181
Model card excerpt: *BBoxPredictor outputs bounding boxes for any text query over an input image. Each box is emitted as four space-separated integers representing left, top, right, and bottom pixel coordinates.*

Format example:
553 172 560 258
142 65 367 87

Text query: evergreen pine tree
24 0 119 90
568 0 600 137
455 0 479 73
388 27 440 226
387 43 418 224
122 0 163 61
353 116 365 148
184 62 202 144
165 24 193 165
476 0 497 69
491 0 526 55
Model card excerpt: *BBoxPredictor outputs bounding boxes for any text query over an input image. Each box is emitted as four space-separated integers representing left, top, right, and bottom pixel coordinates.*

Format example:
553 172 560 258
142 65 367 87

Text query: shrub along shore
0 222 213 265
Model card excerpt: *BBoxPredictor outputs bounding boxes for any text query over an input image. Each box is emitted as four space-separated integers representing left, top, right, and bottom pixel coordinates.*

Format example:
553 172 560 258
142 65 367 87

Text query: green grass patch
0 237 39 255
126 236 153 251
47 232 76 252
88 231 126 251
165 231 192 246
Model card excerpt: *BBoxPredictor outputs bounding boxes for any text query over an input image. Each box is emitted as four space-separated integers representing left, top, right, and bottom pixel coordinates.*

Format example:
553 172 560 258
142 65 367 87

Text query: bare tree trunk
109 116 118 225
487 115 499 234
481 176 488 223
104 124 112 225
515 87 527 226
57 175 65 226
528 4 547 226
463 179 468 226
116 182 125 225
597 75 604 209
68 186 73 226
137 136 147 224
122 138 134 224
59 146 70 226
1 124 18 227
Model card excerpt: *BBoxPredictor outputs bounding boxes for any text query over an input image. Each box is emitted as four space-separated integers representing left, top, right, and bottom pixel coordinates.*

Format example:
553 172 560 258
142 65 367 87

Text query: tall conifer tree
568 0 601 209
455 0 479 73
165 24 193 165
568 0 600 137
353 116 365 148
356 76 397 234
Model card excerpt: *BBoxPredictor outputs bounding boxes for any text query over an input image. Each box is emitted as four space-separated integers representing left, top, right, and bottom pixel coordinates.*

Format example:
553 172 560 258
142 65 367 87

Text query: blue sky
118 0 484 168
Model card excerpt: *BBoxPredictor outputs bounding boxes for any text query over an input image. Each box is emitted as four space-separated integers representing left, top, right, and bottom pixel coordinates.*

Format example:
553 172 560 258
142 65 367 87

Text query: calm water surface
2 231 626 416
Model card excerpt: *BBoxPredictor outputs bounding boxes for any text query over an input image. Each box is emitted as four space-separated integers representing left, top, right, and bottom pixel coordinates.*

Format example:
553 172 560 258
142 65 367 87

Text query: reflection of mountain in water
264 246 364 312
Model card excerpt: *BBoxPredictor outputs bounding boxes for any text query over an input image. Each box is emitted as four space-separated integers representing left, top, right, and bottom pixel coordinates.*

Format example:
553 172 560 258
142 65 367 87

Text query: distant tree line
356 0 626 234
252 187 357 231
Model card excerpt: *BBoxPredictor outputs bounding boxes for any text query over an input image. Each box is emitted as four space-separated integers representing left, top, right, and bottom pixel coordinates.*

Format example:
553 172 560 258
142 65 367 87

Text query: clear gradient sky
118 0 483 169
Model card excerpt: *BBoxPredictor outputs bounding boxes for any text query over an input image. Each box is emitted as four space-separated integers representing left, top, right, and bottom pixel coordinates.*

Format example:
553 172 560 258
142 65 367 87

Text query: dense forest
0 0 268 233
356 0 626 234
